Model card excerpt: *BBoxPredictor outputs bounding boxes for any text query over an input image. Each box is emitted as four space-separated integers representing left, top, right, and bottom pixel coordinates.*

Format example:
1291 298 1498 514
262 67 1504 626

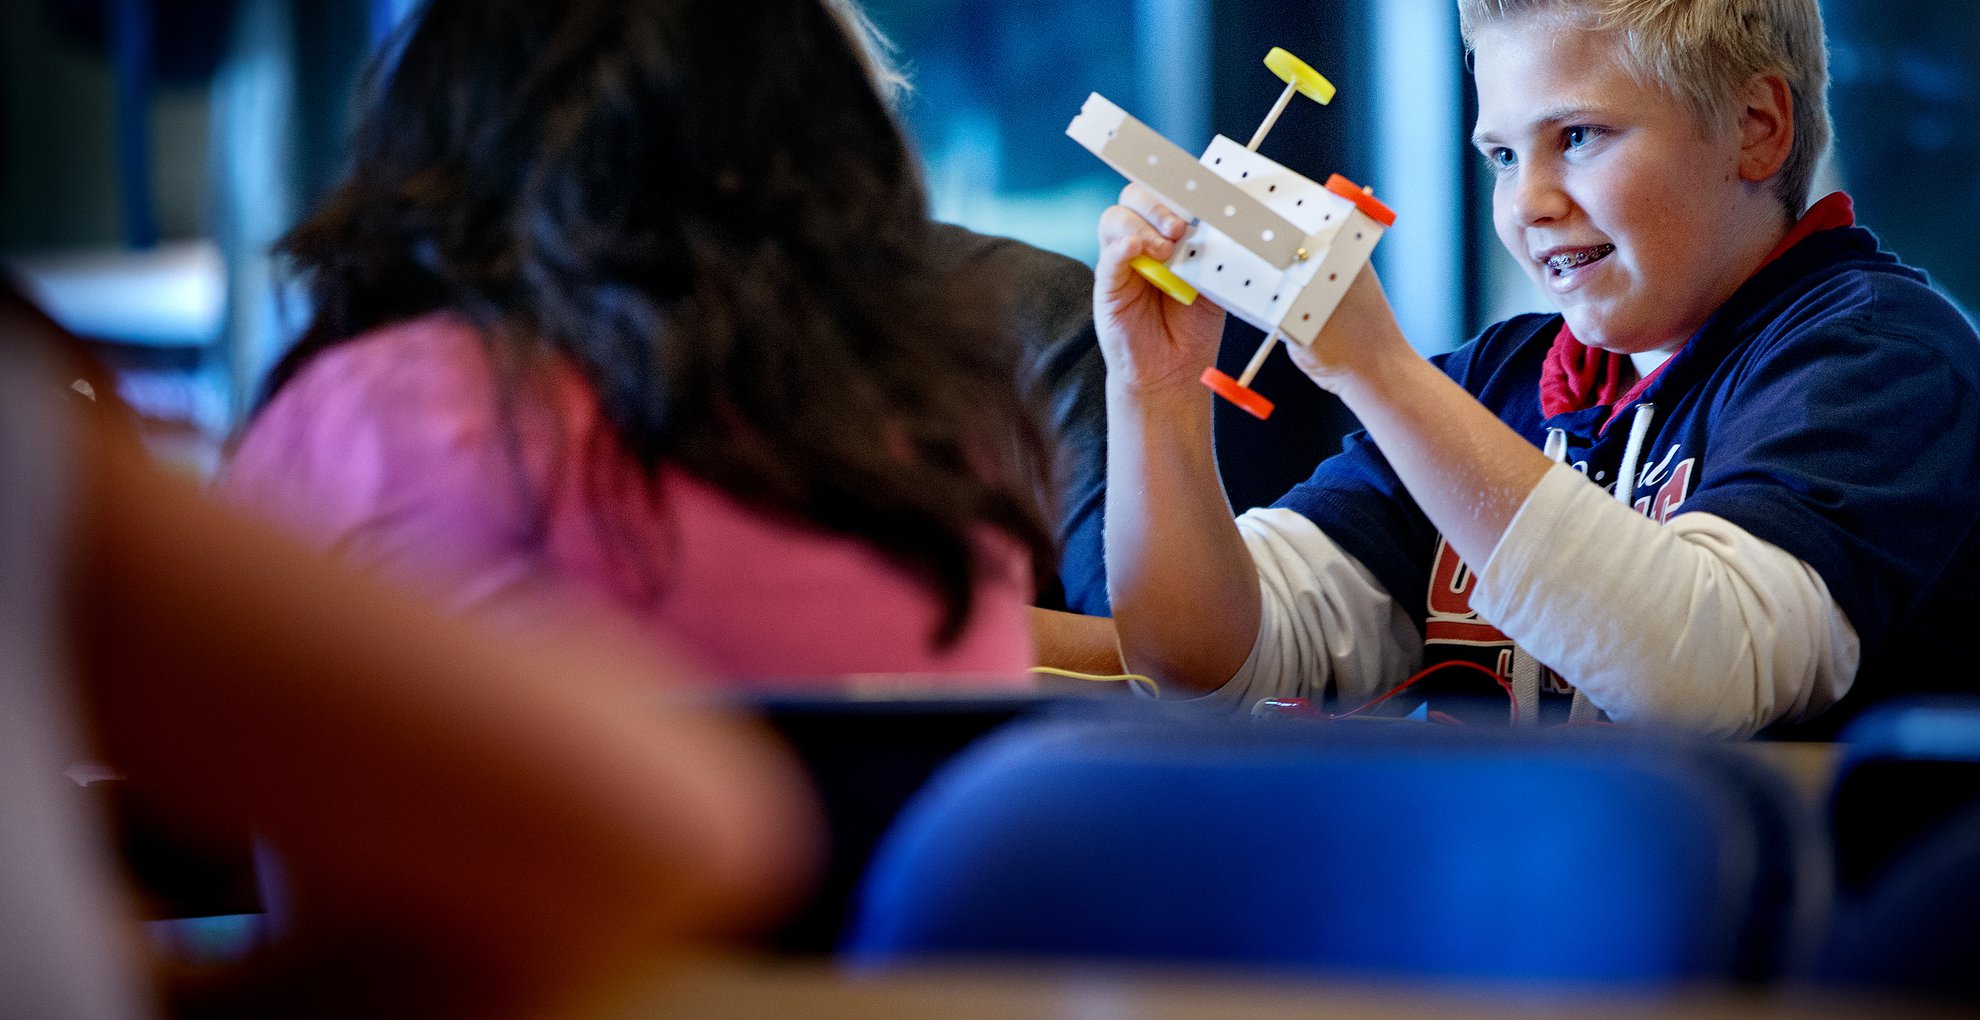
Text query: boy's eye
1565 125 1600 148
1485 147 1516 170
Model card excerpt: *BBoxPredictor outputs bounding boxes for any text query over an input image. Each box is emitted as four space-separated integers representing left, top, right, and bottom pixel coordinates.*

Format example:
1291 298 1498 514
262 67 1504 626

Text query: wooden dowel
1246 83 1298 152
1236 332 1278 387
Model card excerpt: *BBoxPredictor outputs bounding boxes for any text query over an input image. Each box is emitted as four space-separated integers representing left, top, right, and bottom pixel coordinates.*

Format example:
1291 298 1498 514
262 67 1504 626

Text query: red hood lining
1536 192 1856 431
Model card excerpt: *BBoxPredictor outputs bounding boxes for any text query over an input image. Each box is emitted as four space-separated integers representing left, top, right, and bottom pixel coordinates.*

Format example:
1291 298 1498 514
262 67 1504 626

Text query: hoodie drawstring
1540 407 1654 725
1543 427 1568 464
1615 403 1656 505
1574 403 1655 723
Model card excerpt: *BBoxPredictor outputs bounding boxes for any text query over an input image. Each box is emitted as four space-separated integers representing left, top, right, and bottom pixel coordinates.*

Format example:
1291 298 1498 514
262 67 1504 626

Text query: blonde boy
1092 0 1980 735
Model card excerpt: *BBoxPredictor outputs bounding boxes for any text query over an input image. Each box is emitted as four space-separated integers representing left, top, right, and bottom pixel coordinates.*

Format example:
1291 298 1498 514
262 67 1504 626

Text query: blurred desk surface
618 957 1960 1019
1734 740 1840 807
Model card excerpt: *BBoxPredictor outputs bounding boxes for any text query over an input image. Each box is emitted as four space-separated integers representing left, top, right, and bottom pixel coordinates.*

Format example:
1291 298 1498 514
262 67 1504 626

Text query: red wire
1328 659 1519 724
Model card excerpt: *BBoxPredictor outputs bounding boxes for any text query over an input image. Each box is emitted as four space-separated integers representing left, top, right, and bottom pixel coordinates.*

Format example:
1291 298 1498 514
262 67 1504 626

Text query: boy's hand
1094 184 1228 399
1281 263 1411 393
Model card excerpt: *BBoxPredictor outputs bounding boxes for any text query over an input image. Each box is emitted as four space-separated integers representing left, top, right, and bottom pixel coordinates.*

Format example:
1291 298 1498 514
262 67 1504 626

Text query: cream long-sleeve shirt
1214 460 1859 737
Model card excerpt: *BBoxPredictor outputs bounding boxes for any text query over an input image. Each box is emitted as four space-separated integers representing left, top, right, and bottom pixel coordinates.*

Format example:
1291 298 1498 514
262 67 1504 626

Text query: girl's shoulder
221 314 549 559
272 313 500 419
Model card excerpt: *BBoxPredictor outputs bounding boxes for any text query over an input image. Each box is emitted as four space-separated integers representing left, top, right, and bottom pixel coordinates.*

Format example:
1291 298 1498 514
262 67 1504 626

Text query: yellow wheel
1264 47 1336 105
1131 255 1199 305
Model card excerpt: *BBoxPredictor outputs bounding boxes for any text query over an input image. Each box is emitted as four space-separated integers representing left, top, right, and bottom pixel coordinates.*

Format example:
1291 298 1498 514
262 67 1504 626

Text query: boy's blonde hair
1457 0 1830 216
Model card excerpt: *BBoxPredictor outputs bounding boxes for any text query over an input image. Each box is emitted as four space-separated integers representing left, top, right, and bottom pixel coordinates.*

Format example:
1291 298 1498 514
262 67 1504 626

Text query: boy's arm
1284 264 1554 570
1222 507 1423 707
1092 194 1266 693
1097 192 1856 732
1094 187 1547 694
1472 465 1859 735
1286 265 1865 734
1100 187 1557 581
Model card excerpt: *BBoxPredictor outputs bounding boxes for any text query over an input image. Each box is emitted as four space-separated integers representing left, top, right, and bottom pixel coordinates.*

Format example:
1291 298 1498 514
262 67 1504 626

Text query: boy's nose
1509 169 1572 225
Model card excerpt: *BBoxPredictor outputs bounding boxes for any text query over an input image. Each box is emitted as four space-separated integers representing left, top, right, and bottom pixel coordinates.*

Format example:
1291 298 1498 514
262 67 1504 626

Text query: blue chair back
1817 798 1980 1004
1828 697 1980 897
846 716 1813 985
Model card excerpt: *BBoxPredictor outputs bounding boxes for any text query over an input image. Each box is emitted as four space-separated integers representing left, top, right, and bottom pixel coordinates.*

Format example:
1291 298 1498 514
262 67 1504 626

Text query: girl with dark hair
224 0 1057 682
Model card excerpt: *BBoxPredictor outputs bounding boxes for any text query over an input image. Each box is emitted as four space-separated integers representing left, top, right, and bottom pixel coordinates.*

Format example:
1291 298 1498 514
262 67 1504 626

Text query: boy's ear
1736 73 1794 184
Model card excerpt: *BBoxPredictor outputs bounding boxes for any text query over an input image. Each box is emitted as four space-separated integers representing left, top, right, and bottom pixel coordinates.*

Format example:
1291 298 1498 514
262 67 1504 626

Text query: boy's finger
1117 183 1188 239
1097 206 1178 262
1097 234 1165 301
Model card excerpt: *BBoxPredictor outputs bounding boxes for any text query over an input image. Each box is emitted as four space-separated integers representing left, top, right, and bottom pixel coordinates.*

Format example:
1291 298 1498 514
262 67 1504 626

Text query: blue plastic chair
1817 799 1980 1004
1827 697 1980 897
845 716 1815 985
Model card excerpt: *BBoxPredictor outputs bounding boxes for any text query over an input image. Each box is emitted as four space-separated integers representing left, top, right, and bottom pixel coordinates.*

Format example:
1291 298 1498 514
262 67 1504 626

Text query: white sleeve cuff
1207 507 1419 709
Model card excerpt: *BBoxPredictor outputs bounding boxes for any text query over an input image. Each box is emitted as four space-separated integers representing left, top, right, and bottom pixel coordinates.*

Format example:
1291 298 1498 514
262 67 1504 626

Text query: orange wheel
1324 174 1397 227
1200 367 1276 420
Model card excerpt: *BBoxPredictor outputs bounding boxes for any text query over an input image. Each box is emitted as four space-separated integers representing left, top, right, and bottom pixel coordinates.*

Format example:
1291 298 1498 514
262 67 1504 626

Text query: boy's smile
1540 243 1614 276
1470 16 1790 355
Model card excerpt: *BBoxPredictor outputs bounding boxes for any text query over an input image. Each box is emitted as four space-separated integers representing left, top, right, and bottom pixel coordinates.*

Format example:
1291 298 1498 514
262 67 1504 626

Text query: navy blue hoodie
1276 220 1980 735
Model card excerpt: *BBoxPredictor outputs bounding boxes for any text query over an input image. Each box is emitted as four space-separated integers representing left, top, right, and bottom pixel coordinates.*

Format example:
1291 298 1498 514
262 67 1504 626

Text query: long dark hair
263 0 1055 643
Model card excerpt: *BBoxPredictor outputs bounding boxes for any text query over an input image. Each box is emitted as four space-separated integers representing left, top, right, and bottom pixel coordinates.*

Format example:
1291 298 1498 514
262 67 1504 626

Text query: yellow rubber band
1028 666 1160 699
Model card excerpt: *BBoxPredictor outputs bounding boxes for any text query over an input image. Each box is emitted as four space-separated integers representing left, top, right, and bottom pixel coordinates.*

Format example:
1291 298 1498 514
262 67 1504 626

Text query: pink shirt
223 314 1034 685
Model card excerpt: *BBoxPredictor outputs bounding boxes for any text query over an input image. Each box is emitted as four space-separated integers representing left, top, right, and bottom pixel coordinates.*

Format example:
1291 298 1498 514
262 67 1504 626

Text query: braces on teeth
1547 245 1615 272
